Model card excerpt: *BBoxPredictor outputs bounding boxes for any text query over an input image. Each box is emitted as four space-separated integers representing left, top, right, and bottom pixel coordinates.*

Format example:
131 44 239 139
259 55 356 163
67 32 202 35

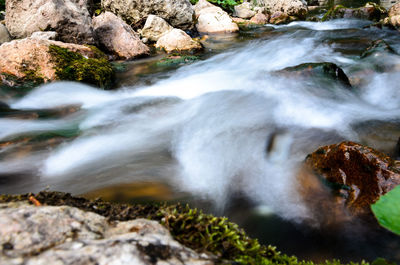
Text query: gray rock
140 15 173 42
5 0 94 44
0 203 214 265
30 31 58 40
93 12 149 59
0 24 11 45
101 0 194 30
233 2 256 19
253 0 308 18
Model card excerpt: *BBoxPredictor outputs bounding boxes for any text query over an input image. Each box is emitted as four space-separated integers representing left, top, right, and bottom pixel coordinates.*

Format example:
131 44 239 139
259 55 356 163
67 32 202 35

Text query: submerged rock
0 23 11 45
5 0 94 44
0 38 114 88
277 62 352 88
360 39 396 58
0 202 214 265
101 0 194 30
156 28 202 53
194 0 239 34
322 3 387 22
140 15 173 42
305 141 400 215
93 11 149 60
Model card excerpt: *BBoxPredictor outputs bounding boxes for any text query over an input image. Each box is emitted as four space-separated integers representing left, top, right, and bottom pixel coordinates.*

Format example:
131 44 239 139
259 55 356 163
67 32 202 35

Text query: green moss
49 45 115 89
321 5 346 21
155 55 200 67
190 0 243 12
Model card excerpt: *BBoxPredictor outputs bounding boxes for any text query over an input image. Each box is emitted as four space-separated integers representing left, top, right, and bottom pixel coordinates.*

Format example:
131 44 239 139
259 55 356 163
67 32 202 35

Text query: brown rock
156 28 202 53
5 0 94 44
250 12 269 24
269 12 290 24
389 2 400 16
0 38 99 82
305 141 400 215
93 12 149 60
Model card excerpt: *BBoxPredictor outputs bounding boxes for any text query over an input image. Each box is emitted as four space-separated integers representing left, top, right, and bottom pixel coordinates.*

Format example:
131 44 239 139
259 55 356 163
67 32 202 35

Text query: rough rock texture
194 0 239 34
305 141 400 215
101 0 194 30
384 14 400 28
140 15 173 42
322 3 387 22
233 2 256 19
0 38 114 88
257 0 308 18
30 31 58 40
250 12 269 24
0 202 214 265
156 28 202 53
0 24 11 45
93 12 149 59
269 12 291 24
5 0 94 44
389 2 400 16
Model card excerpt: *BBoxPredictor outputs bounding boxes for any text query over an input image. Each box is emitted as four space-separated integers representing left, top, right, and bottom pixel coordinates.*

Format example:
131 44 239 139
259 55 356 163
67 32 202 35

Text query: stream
1 18 400 263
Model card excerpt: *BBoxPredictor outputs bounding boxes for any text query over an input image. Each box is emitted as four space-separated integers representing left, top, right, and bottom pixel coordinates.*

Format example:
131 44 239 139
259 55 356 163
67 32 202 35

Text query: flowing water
1 19 400 262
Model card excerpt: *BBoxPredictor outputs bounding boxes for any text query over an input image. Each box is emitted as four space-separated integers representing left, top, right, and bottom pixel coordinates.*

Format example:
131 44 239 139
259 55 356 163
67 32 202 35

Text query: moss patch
49 45 115 89
155 55 200 67
0 191 375 265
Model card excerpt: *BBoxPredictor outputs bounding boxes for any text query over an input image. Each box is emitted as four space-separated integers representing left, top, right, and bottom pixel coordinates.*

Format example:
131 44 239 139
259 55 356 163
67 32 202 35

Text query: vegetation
189 0 243 12
0 0 5 12
371 185 400 236
0 191 381 265
155 55 200 67
49 45 115 89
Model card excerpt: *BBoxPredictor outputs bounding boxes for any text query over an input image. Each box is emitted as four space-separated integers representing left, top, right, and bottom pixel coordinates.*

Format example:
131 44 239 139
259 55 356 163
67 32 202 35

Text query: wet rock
0 38 114 88
5 0 94 44
0 202 214 265
194 0 239 34
156 28 202 53
233 2 256 19
277 62 352 88
0 23 11 45
305 141 400 215
322 3 387 22
93 11 149 60
140 15 173 42
360 39 396 58
101 0 194 31
255 0 308 19
30 31 58 41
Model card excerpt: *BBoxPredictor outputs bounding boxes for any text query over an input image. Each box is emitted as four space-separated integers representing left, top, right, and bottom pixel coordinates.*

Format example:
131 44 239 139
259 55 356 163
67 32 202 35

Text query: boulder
140 15 173 42
322 3 387 22
305 141 400 215
0 202 214 265
156 28 202 53
0 38 114 88
0 23 11 45
256 0 308 19
5 0 94 44
30 31 58 40
101 0 194 30
194 0 239 34
277 62 352 88
93 12 149 60
233 2 256 19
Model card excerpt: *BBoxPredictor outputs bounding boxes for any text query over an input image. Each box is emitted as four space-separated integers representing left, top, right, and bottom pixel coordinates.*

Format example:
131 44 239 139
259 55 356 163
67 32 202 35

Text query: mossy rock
321 3 387 22
360 39 396 58
155 55 200 67
49 45 115 89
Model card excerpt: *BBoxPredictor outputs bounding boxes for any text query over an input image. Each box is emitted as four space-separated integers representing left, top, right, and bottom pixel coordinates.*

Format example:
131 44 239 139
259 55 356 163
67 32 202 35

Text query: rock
383 14 400 28
322 3 387 22
156 28 202 53
5 0 94 44
233 2 256 19
250 12 269 24
93 12 149 60
256 0 308 19
388 1 400 16
0 38 114 88
269 12 291 24
194 0 239 34
101 0 194 30
140 15 173 42
277 62 352 88
0 23 11 45
30 31 58 40
305 141 400 215
361 39 396 58
0 202 214 265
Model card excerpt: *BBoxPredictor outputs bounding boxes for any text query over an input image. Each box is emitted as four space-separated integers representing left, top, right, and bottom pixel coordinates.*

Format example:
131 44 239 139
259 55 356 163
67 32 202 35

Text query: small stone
30 31 58 41
0 23 11 45
250 12 269 24
156 29 202 53
233 2 256 19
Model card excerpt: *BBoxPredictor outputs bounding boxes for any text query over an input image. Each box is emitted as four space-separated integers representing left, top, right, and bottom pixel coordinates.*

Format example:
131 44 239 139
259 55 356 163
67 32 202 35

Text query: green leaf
371 185 400 235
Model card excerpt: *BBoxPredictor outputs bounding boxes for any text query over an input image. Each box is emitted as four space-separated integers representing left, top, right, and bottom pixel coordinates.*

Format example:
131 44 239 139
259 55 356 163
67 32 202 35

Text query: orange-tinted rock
305 141 400 215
